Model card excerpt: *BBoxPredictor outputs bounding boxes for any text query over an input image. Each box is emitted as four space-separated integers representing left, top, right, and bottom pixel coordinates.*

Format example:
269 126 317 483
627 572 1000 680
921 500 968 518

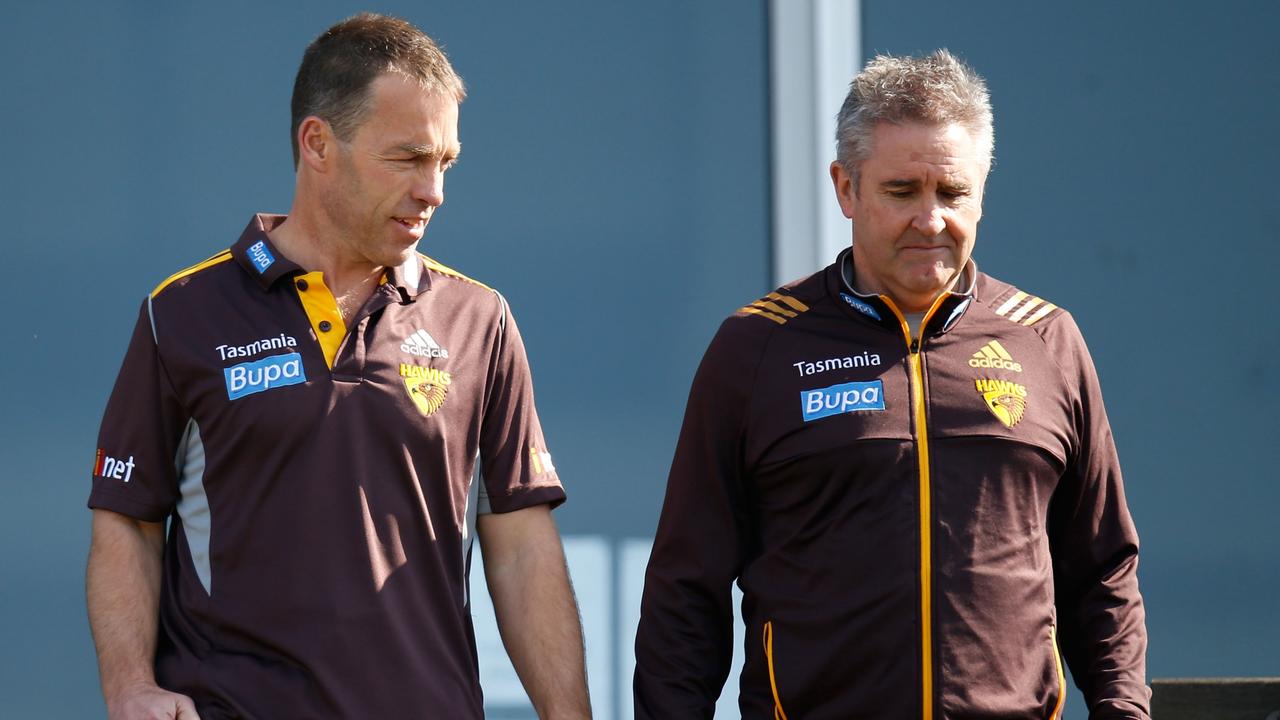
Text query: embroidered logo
400 364 451 416
969 340 1022 372
400 328 449 359
975 378 1027 428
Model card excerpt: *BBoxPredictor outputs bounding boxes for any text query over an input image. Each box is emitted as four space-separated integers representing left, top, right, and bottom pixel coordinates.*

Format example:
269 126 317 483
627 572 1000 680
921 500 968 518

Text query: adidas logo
969 339 1022 372
400 328 449 359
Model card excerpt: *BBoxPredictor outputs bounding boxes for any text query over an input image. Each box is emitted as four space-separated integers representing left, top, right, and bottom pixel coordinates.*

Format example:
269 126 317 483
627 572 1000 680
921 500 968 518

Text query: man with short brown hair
86 14 591 719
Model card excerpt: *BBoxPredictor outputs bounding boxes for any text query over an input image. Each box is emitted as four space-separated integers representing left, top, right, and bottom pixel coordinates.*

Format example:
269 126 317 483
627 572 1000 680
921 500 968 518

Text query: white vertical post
770 0 861 287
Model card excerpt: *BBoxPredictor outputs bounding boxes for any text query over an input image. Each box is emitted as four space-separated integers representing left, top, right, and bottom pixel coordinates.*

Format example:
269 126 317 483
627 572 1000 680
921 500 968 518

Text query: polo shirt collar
231 213 431 300
384 253 431 301
232 213 302 290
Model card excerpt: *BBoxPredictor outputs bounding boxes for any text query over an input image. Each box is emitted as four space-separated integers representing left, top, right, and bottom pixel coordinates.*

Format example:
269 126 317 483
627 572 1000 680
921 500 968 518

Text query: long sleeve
1045 312 1150 719
634 318 760 719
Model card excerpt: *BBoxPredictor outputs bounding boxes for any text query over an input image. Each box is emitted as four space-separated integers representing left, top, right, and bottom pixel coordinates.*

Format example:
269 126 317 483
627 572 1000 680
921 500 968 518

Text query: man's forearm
86 509 166 702
479 506 591 719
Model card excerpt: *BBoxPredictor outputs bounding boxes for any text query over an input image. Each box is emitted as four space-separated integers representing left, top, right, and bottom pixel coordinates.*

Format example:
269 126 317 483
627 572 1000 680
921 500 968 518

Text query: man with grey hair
86 13 591 719
635 49 1148 718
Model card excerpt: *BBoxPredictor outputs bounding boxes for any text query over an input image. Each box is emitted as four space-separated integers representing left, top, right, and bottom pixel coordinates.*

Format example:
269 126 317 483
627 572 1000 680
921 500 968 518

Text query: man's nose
912 201 946 236
412 166 445 207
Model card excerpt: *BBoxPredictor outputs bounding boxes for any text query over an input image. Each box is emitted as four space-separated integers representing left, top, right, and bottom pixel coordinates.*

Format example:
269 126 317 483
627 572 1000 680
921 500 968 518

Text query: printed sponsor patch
224 352 305 400
247 240 275 273
793 351 882 377
400 363 451 416
529 446 555 475
840 293 882 321
216 333 298 361
801 380 885 422
93 448 136 482
975 378 1027 428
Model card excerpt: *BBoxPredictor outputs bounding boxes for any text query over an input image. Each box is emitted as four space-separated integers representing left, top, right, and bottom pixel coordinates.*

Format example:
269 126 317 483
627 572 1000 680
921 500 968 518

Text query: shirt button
318 320 332 332
296 278 309 291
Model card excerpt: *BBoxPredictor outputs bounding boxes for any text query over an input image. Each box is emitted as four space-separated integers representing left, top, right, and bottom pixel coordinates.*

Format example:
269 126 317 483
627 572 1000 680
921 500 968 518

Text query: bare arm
86 509 200 720
477 505 591 720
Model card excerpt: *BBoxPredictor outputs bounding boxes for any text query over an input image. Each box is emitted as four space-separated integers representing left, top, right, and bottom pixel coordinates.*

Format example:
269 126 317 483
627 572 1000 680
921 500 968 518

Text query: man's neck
268 207 386 323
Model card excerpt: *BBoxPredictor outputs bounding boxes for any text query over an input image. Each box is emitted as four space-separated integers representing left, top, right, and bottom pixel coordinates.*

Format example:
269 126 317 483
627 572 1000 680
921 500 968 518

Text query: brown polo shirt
89 213 564 718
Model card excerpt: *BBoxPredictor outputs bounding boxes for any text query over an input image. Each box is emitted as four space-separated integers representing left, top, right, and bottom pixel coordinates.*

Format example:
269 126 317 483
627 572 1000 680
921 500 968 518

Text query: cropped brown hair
290 13 466 167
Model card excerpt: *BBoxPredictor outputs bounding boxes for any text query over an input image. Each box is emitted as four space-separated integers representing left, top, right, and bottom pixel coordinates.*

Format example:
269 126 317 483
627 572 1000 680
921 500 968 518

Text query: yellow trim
294 271 346 369
766 291 810 313
1008 296 1043 323
881 293 949 720
910 347 934 720
752 300 799 318
151 250 234 297
1022 302 1058 326
762 621 789 720
1049 626 1067 720
418 253 494 291
994 290 1027 317
742 306 788 324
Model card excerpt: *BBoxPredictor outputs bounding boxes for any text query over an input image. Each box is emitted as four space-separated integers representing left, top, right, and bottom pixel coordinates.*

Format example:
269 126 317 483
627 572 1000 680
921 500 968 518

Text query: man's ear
830 161 858 219
297 116 336 172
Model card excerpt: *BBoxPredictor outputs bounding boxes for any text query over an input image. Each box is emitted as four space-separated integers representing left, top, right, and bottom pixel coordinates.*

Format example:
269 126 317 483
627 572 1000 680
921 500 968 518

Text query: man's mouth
394 217 427 231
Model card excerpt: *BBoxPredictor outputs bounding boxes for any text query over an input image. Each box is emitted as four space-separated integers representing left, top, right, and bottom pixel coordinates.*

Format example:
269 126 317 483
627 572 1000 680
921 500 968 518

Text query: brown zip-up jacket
634 250 1148 719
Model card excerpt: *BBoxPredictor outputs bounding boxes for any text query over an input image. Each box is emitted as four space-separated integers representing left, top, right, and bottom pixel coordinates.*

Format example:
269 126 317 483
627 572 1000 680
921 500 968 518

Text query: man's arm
1044 313 1150 719
633 318 754 719
477 504 591 720
86 509 200 720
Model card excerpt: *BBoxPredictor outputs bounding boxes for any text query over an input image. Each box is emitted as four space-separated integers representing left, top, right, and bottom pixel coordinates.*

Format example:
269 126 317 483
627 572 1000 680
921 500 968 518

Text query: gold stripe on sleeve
151 251 234 297
994 291 1027 317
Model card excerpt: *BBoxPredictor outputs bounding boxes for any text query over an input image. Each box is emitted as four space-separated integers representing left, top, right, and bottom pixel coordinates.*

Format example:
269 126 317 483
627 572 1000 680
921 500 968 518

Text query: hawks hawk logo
400 364 452 417
975 378 1027 428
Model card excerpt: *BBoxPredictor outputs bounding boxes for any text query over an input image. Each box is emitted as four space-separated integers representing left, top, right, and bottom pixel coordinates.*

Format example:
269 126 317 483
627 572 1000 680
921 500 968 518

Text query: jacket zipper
1049 625 1067 720
762 620 789 720
884 296 947 720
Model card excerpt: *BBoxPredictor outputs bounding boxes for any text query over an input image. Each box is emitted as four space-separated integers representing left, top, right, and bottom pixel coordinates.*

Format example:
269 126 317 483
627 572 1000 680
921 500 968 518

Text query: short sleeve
87 299 188 521
476 294 565 513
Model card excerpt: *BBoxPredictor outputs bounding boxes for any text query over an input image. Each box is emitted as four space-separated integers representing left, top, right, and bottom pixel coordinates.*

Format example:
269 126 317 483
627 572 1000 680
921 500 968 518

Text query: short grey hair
835 49 993 185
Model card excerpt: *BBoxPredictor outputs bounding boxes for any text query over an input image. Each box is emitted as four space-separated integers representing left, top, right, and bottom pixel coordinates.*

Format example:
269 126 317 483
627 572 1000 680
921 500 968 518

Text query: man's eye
887 190 913 198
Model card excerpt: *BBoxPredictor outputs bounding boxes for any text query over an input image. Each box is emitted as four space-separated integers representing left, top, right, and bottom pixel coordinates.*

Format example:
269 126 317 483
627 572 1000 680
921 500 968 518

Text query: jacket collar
829 247 977 338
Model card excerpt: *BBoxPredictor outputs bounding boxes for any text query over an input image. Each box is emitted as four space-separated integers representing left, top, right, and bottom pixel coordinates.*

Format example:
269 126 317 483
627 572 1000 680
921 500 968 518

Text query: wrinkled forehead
865 121 990 181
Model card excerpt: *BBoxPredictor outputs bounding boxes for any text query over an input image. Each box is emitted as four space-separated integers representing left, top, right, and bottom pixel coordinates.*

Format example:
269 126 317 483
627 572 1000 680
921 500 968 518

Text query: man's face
830 122 988 313
322 73 460 268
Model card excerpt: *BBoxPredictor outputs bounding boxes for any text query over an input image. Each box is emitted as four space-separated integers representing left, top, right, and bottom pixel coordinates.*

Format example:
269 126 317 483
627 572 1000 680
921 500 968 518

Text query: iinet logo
94 449 136 482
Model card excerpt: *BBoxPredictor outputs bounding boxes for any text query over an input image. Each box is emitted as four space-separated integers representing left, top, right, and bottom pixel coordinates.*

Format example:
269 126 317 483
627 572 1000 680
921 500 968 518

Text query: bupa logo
840 293 882 321
247 240 275 273
224 352 305 400
801 380 885 422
